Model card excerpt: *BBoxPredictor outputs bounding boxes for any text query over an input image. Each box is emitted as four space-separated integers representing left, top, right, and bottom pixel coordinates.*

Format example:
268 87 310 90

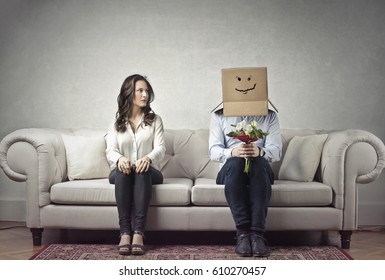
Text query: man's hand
232 143 261 158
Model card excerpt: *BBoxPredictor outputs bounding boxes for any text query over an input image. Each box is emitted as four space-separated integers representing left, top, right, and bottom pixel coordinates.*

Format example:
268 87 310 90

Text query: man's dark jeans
216 157 274 232
109 167 163 235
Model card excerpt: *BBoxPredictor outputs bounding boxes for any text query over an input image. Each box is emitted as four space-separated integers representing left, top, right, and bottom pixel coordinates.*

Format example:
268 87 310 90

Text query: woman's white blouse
106 114 166 169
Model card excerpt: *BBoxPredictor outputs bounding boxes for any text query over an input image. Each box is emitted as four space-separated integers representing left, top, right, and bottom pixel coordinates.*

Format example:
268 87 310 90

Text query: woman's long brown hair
114 74 156 133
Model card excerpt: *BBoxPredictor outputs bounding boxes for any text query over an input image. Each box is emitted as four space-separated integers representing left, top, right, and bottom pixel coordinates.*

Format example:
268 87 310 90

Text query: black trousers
109 167 163 235
216 157 274 232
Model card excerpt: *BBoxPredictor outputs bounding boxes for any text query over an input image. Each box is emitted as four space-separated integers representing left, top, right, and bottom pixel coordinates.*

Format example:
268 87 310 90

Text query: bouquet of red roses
226 120 268 173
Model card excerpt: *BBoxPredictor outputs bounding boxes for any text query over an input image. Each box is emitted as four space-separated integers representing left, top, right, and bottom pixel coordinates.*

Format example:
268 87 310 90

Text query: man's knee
225 157 246 174
249 157 268 171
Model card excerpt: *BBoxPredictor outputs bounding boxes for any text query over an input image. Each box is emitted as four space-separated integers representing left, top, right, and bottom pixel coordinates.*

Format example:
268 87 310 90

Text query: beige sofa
1 127 384 248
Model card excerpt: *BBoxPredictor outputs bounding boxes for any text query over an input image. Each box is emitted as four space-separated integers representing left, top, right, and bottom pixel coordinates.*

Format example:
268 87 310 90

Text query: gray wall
1 0 384 224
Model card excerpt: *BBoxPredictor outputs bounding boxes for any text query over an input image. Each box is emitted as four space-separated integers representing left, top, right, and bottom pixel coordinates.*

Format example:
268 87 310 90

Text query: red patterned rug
30 244 352 260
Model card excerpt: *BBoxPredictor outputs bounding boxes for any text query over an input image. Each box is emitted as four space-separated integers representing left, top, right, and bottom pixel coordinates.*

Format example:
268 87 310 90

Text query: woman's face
132 80 149 109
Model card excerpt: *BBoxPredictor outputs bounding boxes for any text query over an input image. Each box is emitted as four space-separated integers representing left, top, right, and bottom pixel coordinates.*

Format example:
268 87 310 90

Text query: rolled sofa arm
0 128 68 207
320 129 385 227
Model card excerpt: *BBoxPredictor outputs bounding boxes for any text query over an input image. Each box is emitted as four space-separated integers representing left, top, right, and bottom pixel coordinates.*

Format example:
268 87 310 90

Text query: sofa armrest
320 129 385 228
0 128 67 209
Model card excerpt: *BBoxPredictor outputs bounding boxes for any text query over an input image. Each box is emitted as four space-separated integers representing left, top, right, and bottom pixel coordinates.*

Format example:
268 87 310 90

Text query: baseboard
358 202 385 225
0 199 25 221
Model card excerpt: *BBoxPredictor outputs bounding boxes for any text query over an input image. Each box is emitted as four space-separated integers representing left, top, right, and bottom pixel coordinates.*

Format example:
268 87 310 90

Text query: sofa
1 127 384 249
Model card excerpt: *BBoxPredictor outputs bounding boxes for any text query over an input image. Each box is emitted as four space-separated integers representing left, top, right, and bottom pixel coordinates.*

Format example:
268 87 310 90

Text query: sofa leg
339 230 352 249
31 228 44 246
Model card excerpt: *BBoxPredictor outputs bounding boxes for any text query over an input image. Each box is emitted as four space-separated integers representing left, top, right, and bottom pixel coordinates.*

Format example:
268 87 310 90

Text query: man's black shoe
250 233 270 257
235 233 252 257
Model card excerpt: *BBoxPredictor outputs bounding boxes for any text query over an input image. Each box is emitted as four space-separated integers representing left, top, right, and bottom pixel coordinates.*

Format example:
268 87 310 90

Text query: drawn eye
236 76 241 81
247 76 251 81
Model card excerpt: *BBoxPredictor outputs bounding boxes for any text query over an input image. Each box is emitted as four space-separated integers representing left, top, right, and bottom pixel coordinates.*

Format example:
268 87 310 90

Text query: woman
106 74 165 255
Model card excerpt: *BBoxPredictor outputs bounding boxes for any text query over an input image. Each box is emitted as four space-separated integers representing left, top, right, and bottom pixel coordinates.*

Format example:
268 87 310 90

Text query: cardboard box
221 67 268 116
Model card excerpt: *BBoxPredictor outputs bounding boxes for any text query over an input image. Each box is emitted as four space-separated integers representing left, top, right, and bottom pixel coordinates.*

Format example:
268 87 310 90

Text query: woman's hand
117 156 133 175
135 156 152 174
232 143 261 158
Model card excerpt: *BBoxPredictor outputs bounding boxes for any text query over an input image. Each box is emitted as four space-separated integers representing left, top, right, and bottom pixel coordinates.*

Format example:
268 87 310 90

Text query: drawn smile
235 83 256 94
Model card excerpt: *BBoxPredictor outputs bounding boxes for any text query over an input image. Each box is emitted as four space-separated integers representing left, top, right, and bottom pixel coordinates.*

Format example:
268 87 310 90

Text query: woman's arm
146 115 166 164
105 122 123 168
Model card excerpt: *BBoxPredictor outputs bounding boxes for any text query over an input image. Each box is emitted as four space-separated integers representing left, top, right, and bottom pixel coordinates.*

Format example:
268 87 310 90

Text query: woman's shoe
131 244 146 255
118 244 131 255
118 233 131 255
131 230 146 255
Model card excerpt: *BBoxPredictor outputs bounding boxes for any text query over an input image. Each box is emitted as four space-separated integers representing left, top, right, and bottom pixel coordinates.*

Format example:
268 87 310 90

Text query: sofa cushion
269 180 332 206
192 178 227 206
62 134 110 180
278 134 328 182
50 178 193 206
192 178 332 206
151 178 193 205
50 179 115 205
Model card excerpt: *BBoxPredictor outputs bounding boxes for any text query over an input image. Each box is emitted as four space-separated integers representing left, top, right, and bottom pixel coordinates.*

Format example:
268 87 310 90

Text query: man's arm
209 112 232 163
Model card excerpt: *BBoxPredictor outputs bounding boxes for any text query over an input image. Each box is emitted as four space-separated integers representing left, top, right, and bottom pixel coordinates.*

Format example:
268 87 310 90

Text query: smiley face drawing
221 67 268 116
234 75 256 94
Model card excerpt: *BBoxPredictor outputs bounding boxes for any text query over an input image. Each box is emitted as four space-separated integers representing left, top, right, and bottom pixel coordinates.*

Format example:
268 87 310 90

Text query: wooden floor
0 221 384 260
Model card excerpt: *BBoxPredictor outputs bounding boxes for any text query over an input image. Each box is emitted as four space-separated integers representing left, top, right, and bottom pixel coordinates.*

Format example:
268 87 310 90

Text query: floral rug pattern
30 244 352 260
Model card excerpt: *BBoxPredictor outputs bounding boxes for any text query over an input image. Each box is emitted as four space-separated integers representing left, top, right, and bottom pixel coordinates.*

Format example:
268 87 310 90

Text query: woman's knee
115 168 135 186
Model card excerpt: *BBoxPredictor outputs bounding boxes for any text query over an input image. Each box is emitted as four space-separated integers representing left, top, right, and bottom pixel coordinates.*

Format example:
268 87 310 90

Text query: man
209 108 282 257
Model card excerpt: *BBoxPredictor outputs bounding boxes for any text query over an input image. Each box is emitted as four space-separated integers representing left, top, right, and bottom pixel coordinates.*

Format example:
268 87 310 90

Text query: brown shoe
131 230 146 255
131 244 146 255
118 244 131 255
118 233 131 255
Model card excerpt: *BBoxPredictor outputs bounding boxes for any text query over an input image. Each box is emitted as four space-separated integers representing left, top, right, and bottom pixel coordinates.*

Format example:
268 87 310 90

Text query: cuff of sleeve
110 154 122 166
146 155 153 164
224 148 233 159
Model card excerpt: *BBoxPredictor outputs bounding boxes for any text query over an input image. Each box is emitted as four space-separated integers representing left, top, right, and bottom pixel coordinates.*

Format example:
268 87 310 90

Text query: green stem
244 158 250 173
